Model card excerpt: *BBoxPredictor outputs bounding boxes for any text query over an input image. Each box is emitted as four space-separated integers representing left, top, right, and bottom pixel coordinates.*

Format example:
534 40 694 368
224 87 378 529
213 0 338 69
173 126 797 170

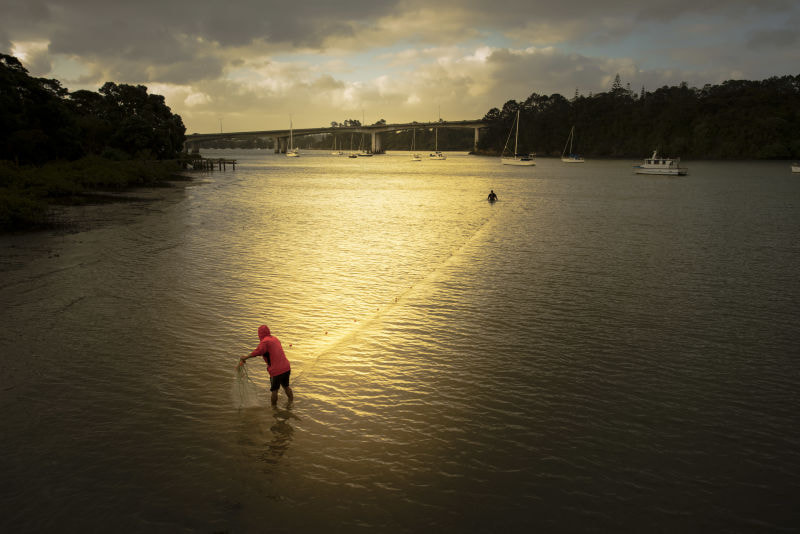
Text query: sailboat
286 117 299 157
429 127 446 160
331 135 343 156
358 133 373 156
501 110 535 166
561 126 584 163
411 128 421 161
348 133 358 158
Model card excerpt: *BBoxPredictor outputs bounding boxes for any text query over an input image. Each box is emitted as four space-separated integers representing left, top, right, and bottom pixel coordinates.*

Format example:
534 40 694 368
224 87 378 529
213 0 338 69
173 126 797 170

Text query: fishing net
231 363 263 409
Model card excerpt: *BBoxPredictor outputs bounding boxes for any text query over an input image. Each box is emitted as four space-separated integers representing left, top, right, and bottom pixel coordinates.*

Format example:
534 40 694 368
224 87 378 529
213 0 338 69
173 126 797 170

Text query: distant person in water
239 324 293 406
488 190 498 201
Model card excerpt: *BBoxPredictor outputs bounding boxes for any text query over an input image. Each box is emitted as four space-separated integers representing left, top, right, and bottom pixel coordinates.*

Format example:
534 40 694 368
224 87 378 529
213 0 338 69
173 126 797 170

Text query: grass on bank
0 155 186 231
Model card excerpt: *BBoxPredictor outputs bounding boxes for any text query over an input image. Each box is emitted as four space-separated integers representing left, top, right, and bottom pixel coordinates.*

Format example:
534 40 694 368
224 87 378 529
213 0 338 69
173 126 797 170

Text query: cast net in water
231 363 263 409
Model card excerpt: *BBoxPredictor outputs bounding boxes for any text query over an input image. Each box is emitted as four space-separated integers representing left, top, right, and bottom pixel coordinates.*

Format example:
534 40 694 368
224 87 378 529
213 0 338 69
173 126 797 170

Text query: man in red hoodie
239 324 293 406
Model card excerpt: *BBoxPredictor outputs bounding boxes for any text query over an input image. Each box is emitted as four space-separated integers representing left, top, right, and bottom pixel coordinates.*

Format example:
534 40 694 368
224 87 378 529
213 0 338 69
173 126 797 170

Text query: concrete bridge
184 119 488 154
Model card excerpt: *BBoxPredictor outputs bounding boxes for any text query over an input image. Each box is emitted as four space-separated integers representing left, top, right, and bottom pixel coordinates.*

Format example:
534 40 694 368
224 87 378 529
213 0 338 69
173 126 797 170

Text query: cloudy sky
3 0 799 133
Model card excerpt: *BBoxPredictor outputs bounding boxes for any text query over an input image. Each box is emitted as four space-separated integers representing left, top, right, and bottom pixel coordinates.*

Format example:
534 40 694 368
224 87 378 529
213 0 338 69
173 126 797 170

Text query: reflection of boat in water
634 150 687 175
501 110 535 166
561 126 584 163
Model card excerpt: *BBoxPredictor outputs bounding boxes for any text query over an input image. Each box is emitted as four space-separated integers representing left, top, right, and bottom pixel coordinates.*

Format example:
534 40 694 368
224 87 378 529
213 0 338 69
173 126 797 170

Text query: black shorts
269 370 291 391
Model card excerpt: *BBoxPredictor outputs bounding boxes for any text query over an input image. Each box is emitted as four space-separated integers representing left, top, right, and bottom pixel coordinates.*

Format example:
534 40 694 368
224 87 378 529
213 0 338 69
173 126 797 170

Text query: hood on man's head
258 325 271 339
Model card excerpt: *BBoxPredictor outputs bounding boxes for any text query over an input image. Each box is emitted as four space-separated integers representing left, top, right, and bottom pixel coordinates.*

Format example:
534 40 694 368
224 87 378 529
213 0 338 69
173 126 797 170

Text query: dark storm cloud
4 0 799 73
1 0 405 82
748 28 799 49
5 0 399 52
5 0 796 60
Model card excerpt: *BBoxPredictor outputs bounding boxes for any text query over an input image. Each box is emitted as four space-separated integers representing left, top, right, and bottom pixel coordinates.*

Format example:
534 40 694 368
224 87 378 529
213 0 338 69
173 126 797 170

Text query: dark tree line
1 54 186 165
478 75 800 159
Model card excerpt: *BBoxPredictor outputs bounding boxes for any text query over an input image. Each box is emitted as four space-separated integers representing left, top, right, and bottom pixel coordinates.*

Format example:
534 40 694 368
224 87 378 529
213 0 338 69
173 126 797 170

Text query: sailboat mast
570 126 574 154
514 110 520 156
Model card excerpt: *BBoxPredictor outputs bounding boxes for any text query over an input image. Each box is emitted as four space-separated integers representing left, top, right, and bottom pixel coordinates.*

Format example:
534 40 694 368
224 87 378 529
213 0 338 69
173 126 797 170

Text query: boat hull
502 157 535 166
561 157 585 163
792 165 799 173
635 167 687 176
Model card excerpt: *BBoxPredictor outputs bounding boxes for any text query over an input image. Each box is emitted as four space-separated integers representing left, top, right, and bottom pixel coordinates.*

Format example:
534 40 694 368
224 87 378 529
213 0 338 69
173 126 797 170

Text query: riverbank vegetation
1 54 187 231
476 74 800 159
0 157 184 230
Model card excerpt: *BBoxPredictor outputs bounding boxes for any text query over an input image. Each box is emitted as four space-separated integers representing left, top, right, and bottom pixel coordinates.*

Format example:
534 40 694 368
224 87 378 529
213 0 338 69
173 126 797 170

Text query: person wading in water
239 324 293 406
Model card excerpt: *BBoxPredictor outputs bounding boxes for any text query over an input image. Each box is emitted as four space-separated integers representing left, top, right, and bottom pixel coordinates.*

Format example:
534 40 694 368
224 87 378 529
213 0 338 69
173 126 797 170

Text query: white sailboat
411 128 421 161
561 126 585 163
429 127 446 160
330 135 343 156
286 117 299 157
792 163 799 173
501 110 535 166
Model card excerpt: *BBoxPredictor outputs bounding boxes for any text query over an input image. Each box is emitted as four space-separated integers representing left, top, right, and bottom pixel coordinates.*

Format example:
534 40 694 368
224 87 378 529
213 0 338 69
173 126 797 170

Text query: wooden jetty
184 157 237 171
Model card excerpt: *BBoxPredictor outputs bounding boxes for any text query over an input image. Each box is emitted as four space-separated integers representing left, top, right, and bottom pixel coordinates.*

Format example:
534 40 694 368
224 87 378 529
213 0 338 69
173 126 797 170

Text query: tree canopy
1 54 186 164
477 74 800 159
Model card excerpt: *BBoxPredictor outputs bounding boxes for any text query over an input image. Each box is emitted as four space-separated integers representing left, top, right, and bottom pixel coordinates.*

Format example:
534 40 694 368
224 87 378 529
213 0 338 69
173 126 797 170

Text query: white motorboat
634 150 687 175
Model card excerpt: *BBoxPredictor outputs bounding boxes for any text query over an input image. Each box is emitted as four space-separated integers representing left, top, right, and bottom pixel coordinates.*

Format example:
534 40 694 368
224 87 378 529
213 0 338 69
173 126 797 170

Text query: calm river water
1 151 799 532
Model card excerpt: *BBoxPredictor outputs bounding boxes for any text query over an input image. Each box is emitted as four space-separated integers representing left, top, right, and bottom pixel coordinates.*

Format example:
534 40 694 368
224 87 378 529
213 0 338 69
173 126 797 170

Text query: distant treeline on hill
0 54 186 165
477 74 800 159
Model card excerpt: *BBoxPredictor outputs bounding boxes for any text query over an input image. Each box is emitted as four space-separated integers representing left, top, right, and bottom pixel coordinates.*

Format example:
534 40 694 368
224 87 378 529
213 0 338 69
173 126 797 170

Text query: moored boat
429 128 446 160
410 128 422 161
634 150 687 175
501 110 535 166
561 126 585 163
286 117 299 157
792 163 799 173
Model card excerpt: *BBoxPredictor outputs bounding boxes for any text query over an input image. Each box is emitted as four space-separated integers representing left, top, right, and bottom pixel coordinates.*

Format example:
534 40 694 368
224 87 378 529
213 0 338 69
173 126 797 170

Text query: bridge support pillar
474 127 480 152
371 131 383 154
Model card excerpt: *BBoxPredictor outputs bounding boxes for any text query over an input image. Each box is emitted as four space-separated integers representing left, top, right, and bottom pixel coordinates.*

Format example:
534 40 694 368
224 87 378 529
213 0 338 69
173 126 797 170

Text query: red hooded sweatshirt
249 325 291 377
